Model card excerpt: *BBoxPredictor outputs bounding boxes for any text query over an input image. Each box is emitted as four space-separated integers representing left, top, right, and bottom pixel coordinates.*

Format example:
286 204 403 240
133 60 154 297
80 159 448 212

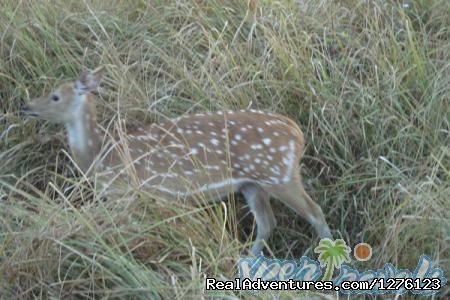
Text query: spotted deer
22 67 332 254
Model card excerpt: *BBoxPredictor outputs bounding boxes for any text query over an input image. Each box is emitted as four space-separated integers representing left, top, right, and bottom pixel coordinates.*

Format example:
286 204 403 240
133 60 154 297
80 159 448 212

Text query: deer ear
75 67 103 95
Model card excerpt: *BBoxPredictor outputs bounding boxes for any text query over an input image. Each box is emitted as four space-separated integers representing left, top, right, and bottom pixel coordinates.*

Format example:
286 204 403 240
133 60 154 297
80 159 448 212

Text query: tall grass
1 0 449 298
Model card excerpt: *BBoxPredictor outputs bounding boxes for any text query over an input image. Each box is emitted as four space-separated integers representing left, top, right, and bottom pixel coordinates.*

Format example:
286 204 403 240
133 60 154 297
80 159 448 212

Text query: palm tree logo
314 238 351 281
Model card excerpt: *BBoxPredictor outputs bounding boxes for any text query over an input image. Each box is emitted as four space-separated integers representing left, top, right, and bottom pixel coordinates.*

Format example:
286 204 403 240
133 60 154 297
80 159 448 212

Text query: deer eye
50 95 60 102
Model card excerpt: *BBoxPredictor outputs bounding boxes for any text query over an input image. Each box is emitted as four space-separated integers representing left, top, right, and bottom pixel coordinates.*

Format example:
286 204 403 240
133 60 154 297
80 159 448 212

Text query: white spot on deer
210 138 219 146
267 155 273 161
274 131 280 136
269 148 276 153
241 127 248 132
233 163 240 168
208 122 214 126
231 140 238 145
190 148 198 155
255 158 261 163
279 145 288 151
176 128 183 134
184 171 193 176
270 166 280 175
229 121 236 125
249 164 255 170
257 127 264 133
211 131 217 136
237 155 246 161
250 144 263 150
262 138 271 145
235 134 242 141
196 130 203 134
269 177 280 184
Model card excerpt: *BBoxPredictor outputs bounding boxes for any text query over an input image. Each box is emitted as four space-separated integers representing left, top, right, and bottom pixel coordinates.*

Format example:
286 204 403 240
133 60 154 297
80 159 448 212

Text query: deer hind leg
239 183 277 255
272 175 332 239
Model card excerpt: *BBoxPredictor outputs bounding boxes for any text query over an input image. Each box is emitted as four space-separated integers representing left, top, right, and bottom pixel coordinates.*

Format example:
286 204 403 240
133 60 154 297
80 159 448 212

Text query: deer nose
21 104 37 117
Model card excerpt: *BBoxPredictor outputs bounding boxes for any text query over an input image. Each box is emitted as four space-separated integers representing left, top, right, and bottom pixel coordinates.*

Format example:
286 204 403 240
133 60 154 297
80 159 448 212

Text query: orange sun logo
354 243 372 261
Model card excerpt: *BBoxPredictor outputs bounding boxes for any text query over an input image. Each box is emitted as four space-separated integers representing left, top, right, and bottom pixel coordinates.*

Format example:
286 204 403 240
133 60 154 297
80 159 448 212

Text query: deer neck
65 94 101 173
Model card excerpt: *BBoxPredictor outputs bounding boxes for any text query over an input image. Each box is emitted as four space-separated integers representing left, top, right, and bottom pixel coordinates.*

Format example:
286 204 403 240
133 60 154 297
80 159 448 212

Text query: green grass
1 0 449 298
